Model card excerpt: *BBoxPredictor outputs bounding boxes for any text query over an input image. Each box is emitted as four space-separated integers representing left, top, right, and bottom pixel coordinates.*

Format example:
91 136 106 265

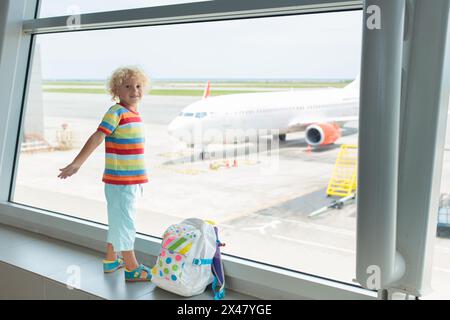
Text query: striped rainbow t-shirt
97 103 148 185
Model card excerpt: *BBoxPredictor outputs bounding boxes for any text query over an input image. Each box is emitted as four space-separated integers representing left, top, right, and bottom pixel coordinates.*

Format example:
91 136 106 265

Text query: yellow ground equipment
326 144 358 197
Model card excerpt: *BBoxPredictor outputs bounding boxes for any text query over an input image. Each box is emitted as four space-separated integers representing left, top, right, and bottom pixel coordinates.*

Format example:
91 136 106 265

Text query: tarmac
11 92 450 299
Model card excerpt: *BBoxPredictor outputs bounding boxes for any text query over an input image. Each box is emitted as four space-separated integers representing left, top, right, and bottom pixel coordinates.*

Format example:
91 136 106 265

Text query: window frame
24 0 362 34
0 0 384 300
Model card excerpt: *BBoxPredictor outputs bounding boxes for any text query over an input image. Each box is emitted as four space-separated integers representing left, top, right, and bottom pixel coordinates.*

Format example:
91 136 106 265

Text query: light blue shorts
104 183 143 252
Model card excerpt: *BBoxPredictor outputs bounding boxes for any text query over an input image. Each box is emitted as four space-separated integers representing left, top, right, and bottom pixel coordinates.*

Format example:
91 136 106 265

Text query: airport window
10 4 368 289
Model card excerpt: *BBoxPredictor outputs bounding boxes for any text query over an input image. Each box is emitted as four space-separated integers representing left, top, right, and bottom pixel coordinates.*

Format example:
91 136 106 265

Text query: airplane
167 77 359 150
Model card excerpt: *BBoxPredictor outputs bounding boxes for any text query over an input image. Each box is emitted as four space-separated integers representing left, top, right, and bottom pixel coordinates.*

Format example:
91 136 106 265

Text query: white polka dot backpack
151 218 226 299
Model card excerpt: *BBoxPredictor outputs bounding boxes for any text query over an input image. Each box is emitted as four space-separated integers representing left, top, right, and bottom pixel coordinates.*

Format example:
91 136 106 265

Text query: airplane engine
305 123 341 147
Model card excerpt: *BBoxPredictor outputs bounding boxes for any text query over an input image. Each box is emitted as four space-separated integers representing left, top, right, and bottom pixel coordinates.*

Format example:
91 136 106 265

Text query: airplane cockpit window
184 113 194 117
195 112 207 118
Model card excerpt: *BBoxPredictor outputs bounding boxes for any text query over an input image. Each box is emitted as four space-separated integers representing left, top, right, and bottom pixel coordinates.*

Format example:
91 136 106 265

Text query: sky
37 1 363 81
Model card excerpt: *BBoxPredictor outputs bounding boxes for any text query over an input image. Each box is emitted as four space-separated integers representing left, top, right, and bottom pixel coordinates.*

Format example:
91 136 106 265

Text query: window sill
0 222 254 300
0 202 376 300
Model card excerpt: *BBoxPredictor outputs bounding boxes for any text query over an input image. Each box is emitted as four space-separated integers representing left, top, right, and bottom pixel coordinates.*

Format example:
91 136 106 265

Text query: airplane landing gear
188 143 209 161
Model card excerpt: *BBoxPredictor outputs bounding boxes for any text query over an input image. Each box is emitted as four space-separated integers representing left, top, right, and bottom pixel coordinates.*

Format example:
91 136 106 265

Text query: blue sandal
125 264 152 282
103 257 125 273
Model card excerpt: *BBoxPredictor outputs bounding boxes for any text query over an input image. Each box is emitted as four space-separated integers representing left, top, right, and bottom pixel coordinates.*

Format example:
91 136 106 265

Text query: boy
58 66 151 282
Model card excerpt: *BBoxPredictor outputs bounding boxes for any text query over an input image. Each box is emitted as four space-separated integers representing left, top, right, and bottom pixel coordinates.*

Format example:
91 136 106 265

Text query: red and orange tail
203 81 211 99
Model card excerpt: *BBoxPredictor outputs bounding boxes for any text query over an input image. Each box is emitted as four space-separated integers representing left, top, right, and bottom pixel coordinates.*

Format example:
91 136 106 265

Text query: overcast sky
37 1 363 80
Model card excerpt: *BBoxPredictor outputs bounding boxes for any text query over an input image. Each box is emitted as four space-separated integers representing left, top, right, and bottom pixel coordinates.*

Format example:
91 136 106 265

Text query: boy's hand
58 162 80 179
57 130 104 180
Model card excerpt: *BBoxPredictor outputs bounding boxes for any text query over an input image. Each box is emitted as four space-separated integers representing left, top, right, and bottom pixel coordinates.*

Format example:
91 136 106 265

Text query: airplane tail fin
203 81 211 99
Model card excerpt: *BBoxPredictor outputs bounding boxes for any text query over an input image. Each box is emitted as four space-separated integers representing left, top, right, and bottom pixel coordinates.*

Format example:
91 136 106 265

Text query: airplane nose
168 117 203 145
168 118 192 137
167 121 175 135
167 119 180 135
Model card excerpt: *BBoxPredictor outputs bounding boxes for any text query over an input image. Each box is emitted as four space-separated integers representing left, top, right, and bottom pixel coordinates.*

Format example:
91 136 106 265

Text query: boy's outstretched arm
58 130 106 179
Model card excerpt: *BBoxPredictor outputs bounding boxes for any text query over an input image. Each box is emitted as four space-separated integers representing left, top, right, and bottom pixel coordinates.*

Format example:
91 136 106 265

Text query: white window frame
356 0 450 299
10 0 450 300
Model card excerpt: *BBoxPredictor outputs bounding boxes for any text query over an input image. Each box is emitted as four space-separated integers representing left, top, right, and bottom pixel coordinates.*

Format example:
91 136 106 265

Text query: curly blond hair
107 66 150 102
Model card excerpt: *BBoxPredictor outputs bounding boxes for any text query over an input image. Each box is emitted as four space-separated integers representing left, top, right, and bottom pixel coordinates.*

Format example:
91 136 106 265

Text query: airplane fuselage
168 81 359 146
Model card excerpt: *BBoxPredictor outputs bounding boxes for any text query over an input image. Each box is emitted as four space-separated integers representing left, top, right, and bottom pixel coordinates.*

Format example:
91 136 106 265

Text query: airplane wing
288 116 358 129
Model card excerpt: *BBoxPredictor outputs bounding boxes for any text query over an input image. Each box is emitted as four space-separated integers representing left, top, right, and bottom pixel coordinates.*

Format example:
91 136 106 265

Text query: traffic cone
305 145 312 153
226 161 230 168
233 159 238 167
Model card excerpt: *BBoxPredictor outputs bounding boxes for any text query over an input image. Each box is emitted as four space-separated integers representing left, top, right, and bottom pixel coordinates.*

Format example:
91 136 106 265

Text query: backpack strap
192 258 213 265
211 226 226 300
212 276 225 300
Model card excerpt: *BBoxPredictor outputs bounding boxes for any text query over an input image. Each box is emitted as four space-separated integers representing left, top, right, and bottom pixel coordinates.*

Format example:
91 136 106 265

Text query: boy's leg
121 250 139 270
105 183 141 269
122 250 149 279
105 242 117 261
